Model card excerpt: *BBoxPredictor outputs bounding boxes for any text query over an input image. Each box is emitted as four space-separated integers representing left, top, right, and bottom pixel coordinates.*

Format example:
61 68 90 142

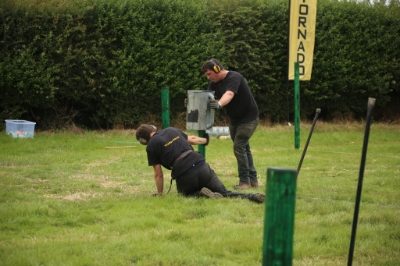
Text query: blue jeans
229 119 258 184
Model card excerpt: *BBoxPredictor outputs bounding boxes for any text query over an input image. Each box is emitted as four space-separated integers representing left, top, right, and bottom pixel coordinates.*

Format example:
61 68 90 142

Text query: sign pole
294 62 300 149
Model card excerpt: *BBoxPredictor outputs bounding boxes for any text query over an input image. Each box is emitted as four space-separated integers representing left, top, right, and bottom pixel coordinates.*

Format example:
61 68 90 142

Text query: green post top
263 167 297 266
267 167 297 176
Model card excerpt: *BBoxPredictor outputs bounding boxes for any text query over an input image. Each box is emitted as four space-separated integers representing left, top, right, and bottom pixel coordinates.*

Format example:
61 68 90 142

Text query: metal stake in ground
296 108 321 175
347 97 376 266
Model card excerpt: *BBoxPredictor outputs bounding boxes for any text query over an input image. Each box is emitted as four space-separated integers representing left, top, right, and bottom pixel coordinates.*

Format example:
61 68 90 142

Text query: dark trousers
229 119 258 184
175 162 257 201
176 161 227 196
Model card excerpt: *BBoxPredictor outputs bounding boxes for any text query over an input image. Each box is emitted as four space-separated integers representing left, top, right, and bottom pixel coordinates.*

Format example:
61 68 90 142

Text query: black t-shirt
146 127 203 175
208 71 259 124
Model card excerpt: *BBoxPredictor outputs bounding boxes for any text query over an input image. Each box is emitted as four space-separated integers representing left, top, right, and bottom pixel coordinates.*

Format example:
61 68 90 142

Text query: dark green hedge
1 0 399 129
309 1 400 120
209 0 400 121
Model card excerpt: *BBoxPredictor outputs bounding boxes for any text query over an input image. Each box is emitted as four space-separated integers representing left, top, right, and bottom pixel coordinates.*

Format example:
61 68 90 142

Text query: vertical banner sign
288 0 317 81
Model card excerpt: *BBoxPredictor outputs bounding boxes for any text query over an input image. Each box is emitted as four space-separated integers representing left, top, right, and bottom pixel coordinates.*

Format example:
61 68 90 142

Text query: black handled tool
347 97 376 266
297 108 321 175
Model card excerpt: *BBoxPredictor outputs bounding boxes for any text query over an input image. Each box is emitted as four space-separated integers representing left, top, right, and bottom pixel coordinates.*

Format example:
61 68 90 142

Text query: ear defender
135 124 157 145
201 59 223 75
213 64 221 73
138 138 148 145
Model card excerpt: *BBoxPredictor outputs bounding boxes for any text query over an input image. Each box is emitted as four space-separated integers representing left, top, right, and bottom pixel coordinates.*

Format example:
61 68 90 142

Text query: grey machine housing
186 90 215 131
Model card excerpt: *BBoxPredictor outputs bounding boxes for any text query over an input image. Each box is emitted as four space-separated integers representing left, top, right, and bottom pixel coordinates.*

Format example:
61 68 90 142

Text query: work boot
250 181 259 188
233 182 251 190
248 193 265 204
199 187 223 198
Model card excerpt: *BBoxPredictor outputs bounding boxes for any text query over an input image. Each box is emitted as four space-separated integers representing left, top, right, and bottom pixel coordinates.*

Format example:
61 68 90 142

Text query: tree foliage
0 0 399 128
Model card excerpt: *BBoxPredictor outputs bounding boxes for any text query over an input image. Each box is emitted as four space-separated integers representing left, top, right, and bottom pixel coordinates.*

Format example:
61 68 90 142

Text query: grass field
0 122 399 265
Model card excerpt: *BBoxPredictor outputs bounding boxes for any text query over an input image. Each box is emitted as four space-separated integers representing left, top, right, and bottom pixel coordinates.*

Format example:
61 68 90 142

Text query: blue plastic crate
5 120 36 138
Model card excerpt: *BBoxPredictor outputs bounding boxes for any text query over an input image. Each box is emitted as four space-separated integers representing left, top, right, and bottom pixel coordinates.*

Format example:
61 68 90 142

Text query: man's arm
218 90 235 107
187 135 208 145
153 164 164 195
210 90 235 109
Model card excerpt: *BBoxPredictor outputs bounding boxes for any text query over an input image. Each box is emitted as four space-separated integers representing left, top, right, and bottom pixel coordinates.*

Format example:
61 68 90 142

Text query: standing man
135 124 264 203
201 59 259 189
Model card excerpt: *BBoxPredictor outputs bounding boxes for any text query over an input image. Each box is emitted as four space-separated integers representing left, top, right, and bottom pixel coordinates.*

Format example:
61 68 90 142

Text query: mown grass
0 123 399 265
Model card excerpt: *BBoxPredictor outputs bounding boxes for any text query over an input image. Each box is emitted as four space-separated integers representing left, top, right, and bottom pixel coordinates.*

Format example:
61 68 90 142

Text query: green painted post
294 62 300 149
161 87 170 128
198 130 206 157
263 167 297 266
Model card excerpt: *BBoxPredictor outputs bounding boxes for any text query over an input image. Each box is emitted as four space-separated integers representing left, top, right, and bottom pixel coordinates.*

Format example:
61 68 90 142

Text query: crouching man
135 124 264 203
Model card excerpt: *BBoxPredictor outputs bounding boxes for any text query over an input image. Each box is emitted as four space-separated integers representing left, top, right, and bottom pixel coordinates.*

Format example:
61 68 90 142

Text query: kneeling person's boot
247 193 265 204
199 187 223 198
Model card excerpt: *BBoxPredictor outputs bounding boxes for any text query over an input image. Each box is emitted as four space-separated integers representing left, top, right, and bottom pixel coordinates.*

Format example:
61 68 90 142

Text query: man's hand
208 99 221 110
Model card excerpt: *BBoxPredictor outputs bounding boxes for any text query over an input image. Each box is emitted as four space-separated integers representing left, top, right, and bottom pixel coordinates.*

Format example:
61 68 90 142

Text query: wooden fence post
263 167 297 266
